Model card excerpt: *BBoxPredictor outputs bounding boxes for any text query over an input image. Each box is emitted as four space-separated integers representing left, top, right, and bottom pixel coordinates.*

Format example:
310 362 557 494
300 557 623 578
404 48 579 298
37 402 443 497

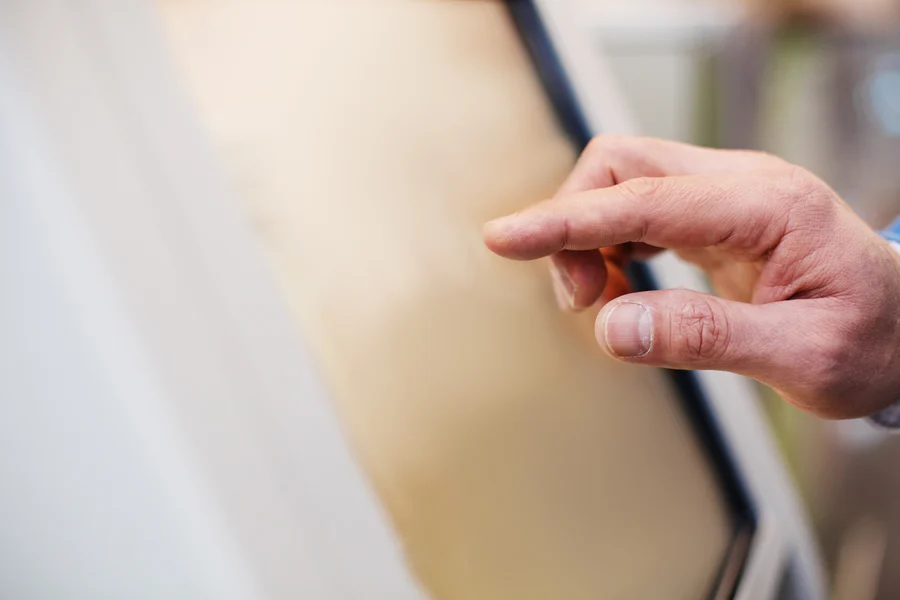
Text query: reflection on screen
156 1 732 598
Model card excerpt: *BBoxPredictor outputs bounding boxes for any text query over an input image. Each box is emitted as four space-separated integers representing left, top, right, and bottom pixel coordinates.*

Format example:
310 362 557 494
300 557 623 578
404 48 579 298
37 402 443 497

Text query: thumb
596 289 792 375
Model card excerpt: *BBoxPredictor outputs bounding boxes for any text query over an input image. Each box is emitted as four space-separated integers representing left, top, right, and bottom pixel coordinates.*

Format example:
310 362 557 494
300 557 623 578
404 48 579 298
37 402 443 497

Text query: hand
483 135 900 420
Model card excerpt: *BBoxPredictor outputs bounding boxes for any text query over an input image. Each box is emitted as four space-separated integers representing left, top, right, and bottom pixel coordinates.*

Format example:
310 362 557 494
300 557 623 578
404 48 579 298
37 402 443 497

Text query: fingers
484 172 786 261
593 289 864 416
596 290 750 368
549 250 608 310
548 248 634 311
595 288 792 371
556 135 780 195
488 136 784 308
532 136 778 309
548 137 741 309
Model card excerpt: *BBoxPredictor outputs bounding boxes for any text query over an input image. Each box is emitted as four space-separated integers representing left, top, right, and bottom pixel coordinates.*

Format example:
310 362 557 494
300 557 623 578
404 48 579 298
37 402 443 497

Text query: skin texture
484 135 900 420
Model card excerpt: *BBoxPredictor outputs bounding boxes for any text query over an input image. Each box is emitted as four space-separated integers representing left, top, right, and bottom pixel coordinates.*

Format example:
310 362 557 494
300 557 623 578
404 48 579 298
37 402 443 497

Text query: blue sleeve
883 217 900 244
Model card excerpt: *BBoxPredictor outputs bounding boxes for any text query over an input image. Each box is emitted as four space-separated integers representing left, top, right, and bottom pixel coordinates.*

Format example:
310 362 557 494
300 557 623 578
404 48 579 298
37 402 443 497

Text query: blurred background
5 1 897 598
153 0 900 597
586 0 900 598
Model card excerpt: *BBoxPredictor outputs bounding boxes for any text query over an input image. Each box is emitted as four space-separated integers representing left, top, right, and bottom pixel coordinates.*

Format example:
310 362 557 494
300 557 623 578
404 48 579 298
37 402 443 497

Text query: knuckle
585 134 645 162
616 177 662 241
618 176 663 203
781 165 834 210
585 134 618 157
775 166 841 239
744 149 788 168
669 298 730 363
783 164 815 193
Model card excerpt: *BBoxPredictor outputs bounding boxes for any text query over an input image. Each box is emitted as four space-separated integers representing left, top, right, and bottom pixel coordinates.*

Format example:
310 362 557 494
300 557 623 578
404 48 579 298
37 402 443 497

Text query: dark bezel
506 3 756 598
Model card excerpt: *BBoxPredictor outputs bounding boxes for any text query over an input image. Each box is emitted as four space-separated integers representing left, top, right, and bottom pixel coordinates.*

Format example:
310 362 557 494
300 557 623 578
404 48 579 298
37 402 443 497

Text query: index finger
557 135 780 195
542 137 779 309
484 172 784 261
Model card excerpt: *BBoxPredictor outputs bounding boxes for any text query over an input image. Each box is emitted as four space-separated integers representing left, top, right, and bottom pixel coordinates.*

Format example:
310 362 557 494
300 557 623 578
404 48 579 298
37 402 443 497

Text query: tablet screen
157 2 734 598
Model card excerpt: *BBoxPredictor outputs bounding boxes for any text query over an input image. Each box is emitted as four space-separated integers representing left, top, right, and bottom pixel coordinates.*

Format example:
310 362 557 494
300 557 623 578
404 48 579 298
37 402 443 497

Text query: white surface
605 52 703 143
584 0 739 144
155 2 734 598
585 0 743 48
0 1 424 599
0 49 260 600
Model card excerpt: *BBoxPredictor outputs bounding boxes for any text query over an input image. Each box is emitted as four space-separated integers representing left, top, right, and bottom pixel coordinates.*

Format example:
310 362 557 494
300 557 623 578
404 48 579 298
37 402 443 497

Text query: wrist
866 228 900 429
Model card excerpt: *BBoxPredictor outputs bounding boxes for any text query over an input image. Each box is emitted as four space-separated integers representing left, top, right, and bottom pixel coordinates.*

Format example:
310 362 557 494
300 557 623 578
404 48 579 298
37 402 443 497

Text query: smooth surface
157 2 732 599
0 1 424 598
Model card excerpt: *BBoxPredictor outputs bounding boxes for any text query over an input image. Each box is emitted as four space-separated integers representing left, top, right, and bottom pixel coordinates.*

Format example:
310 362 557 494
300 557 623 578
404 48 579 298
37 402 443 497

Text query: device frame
525 2 826 599
507 3 755 598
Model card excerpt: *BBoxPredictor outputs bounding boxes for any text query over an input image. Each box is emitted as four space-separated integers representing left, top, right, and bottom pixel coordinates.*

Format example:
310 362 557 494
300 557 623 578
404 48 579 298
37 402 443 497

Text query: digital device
0 1 824 598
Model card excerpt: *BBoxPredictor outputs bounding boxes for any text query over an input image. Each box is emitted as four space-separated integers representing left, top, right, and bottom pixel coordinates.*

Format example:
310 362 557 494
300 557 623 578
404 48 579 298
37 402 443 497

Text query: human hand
483 135 900 419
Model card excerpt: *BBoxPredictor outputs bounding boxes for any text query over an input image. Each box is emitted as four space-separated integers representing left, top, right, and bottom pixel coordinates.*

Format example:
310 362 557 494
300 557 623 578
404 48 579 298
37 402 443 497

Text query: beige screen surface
156 2 732 598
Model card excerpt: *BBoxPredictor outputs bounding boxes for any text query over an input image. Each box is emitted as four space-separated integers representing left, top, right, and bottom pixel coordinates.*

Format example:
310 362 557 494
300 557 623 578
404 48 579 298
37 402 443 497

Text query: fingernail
603 302 653 357
550 263 575 310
